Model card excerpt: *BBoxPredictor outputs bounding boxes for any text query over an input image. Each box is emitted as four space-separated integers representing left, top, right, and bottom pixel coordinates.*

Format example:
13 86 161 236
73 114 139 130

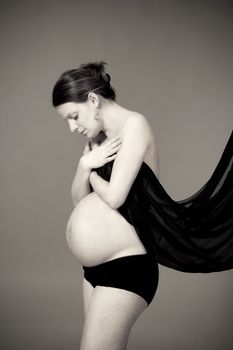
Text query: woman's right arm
71 135 122 207
70 157 91 207
70 140 94 207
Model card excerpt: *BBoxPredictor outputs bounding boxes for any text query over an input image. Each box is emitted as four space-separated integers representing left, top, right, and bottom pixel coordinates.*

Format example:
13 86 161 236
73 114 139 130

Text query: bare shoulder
122 112 155 145
125 112 159 177
124 112 151 126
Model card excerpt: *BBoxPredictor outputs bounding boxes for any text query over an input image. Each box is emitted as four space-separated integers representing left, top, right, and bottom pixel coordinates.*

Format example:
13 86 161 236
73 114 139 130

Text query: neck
99 100 133 139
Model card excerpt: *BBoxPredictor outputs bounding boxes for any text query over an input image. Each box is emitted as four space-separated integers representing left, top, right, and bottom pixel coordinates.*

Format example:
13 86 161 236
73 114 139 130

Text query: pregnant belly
66 192 146 266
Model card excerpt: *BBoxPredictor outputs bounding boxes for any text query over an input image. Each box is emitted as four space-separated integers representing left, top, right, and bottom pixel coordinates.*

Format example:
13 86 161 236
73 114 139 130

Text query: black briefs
83 253 159 306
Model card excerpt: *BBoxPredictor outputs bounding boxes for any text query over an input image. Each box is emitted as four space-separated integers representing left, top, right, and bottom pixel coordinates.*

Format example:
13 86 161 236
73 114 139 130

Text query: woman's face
56 96 103 139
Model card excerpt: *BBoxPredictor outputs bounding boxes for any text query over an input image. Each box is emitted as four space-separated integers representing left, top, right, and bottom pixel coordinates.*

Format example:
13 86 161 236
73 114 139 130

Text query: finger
109 143 122 152
108 136 122 144
106 138 122 149
106 154 117 161
106 144 121 157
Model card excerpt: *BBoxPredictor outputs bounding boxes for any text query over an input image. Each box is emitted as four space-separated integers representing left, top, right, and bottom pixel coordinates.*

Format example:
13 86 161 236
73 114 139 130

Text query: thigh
83 277 95 320
80 285 147 350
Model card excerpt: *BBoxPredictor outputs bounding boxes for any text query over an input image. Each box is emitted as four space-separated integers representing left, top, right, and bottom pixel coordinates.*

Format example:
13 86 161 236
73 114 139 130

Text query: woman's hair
52 60 116 107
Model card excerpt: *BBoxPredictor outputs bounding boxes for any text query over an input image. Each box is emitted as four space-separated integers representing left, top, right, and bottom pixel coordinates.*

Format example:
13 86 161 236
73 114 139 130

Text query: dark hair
52 60 116 107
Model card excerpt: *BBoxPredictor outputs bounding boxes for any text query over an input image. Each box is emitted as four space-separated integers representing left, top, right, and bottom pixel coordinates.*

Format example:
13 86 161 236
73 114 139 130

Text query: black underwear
83 253 159 306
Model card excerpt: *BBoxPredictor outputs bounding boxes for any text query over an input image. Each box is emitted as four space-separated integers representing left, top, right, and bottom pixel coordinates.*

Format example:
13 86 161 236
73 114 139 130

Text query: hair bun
52 61 116 106
80 60 110 84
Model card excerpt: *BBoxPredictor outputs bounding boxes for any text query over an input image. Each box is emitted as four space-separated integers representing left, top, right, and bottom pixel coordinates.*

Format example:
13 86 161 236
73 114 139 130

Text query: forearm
71 157 91 207
89 171 113 208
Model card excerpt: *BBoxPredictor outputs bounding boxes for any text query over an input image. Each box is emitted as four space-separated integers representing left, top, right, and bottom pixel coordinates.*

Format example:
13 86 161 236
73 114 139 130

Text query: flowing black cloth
91 131 233 273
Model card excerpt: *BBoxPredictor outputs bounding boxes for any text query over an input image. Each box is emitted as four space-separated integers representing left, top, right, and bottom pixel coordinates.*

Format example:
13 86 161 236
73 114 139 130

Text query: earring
94 108 100 120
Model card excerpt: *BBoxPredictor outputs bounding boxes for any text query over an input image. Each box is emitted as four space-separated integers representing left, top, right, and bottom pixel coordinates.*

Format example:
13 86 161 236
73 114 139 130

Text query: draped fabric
92 131 233 273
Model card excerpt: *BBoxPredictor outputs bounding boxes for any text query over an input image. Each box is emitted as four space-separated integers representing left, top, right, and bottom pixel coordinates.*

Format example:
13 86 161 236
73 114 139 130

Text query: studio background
1 1 233 349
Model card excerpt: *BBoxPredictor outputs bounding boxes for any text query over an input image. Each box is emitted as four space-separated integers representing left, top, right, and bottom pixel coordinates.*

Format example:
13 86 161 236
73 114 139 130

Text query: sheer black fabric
91 131 233 273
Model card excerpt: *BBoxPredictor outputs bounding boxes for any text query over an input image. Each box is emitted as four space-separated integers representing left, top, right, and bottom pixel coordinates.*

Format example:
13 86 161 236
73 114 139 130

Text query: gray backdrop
1 1 233 349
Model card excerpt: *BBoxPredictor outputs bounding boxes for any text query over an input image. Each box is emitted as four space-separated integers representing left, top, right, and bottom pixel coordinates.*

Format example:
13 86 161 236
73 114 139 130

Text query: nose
68 119 78 133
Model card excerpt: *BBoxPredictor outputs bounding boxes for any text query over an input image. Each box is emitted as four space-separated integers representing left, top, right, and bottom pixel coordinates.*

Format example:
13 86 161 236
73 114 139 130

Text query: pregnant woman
52 61 233 350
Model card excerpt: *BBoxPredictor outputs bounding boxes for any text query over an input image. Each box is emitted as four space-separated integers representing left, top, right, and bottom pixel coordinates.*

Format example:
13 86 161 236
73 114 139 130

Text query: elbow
72 199 78 207
108 194 124 210
71 195 79 207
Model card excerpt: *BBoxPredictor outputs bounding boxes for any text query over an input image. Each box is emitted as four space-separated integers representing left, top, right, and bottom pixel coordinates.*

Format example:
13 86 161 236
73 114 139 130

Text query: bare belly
66 192 147 266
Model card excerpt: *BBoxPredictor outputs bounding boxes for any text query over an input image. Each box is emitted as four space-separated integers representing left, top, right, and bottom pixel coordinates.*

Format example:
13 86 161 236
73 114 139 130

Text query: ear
88 92 99 105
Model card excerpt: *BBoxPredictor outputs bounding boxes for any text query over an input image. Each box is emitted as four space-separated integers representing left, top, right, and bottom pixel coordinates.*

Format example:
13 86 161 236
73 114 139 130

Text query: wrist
89 170 97 183
80 156 91 172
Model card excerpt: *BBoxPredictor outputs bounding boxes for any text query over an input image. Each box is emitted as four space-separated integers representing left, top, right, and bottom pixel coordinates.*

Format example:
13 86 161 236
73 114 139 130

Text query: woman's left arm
89 115 151 209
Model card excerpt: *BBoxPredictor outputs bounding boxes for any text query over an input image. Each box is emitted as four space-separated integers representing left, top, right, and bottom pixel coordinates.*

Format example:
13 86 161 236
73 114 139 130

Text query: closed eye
70 113 78 120
66 113 79 120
